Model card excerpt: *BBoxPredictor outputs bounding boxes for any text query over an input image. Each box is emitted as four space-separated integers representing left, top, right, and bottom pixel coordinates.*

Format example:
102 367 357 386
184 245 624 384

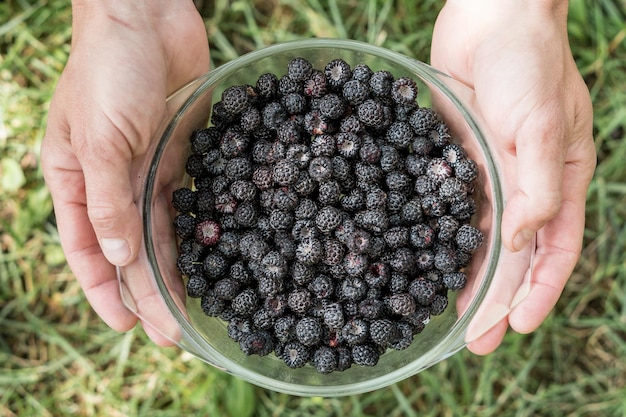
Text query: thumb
80 136 143 266
500 106 567 252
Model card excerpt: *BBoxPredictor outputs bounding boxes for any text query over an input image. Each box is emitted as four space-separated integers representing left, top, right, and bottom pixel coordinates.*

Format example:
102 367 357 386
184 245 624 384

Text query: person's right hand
431 0 596 354
41 1 210 344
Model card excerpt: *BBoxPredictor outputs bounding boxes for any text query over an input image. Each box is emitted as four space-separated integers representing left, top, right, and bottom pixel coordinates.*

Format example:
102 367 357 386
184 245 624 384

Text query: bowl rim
142 38 504 396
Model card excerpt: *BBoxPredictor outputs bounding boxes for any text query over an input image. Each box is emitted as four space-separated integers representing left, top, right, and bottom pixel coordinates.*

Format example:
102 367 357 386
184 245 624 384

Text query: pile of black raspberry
172 57 484 374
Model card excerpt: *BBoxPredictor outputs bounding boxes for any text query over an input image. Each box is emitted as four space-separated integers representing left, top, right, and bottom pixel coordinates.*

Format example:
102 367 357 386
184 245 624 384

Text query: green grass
1 0 626 415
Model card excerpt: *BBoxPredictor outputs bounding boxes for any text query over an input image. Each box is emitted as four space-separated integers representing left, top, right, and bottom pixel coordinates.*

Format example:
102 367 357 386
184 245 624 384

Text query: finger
76 127 144 267
44 165 139 331
466 318 508 355
508 159 591 333
501 104 568 252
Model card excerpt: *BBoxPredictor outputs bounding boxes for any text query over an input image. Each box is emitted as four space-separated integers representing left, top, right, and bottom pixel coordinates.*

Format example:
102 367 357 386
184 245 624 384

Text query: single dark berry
220 127 250 158
195 219 221 246
304 69 328 97
359 140 381 164
269 209 294 231
185 153 205 177
200 293 226 317
256 72 279 99
430 294 449 315
221 85 250 115
455 224 484 252
352 344 380 367
443 271 467 291
442 143 468 166
291 261 315 286
304 110 332 136
325 58 352 89
308 156 334 182
369 70 394 97
370 318 399 347
383 226 410 249
227 316 252 342
203 253 228 280
317 180 342 206
430 121 452 147
322 238 345 266
214 277 240 300
229 261 252 285
354 162 383 185
335 132 361 159
286 287 312 318
411 135 434 156
421 194 447 217
234 202 259 227
341 318 369 346
286 144 312 168
294 198 318 220
391 77 418 105
262 101 288 130
257 273 283 297
354 209 389 234
454 158 479 183
319 93 347 120
310 133 336 157
274 315 296 343
239 106 261 133
384 247 415 277
295 317 322 346
281 93 307 116
409 107 439 136
357 99 385 127
408 277 437 306
174 213 197 240
281 341 310 368
342 79 369 105
287 57 314 82
218 231 241 258
231 288 258 316
186 275 209 298
294 223 324 252
379 145 400 172
386 121 414 149
278 74 302 95
172 188 196 213
272 159 300 187
323 302 345 330
316 206 342 234
239 330 274 356
312 346 338 374
252 308 275 330
434 244 459 273
439 177 467 203
239 231 269 261
340 276 368 301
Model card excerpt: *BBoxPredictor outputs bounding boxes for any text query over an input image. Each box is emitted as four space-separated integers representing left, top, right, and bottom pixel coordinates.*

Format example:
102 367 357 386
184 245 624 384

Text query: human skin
42 0 596 352
431 0 596 354
41 0 210 344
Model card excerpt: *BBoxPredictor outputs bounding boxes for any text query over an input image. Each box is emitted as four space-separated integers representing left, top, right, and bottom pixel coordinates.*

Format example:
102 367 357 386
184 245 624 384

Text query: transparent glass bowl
118 39 534 396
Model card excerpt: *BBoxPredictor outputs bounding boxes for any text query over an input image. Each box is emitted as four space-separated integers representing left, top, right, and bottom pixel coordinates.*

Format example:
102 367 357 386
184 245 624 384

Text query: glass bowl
118 39 534 396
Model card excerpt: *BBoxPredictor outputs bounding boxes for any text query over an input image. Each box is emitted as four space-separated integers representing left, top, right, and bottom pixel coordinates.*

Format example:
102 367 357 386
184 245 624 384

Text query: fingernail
101 238 130 265
512 229 534 252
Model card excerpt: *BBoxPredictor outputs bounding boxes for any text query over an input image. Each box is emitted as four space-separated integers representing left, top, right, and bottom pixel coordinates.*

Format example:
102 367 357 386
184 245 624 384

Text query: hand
41 1 210 345
431 0 596 354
